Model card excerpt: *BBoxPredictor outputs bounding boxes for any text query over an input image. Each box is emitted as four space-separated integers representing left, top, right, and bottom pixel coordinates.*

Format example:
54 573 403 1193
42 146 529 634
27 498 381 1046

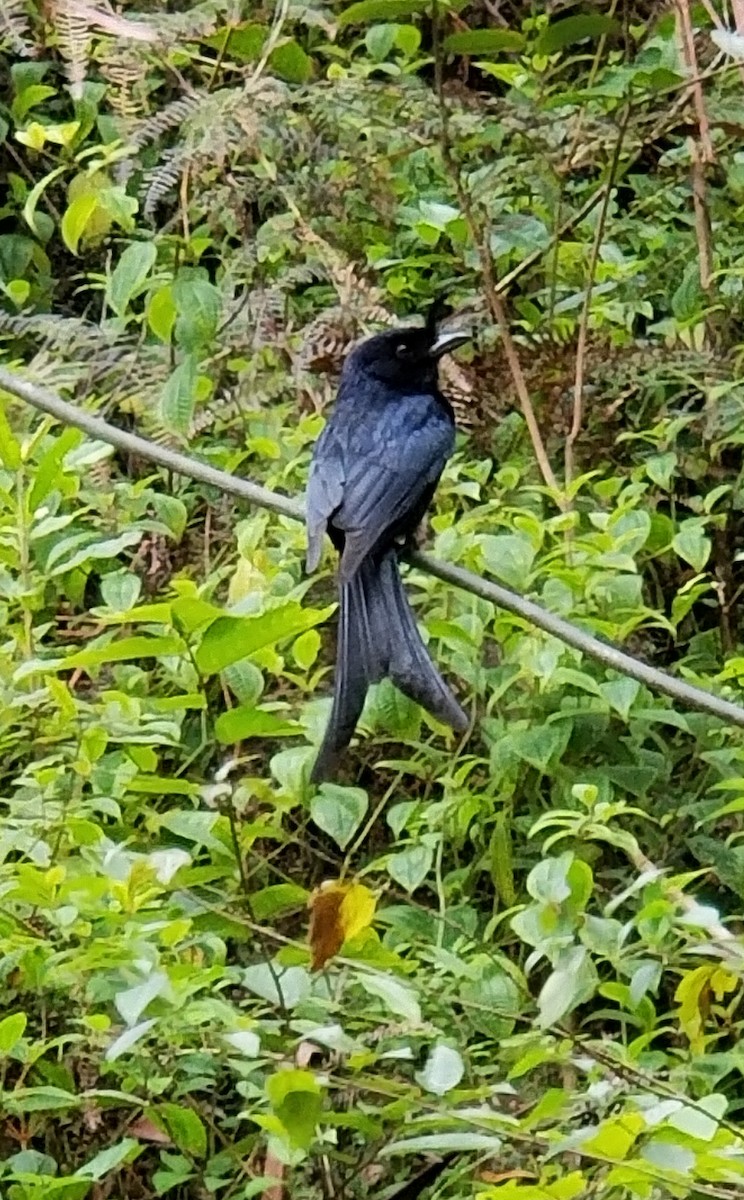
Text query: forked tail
310 550 467 783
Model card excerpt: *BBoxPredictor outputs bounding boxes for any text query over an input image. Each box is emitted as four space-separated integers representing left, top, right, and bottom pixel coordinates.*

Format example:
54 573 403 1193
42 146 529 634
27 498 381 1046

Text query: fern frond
0 0 35 56
97 41 148 124
141 147 186 220
48 0 92 100
127 94 203 153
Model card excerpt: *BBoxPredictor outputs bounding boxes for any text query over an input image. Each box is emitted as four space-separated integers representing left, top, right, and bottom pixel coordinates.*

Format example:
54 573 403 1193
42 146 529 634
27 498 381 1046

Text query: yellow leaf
340 882 376 942
710 967 738 1002
675 964 714 1052
16 121 47 150
308 880 376 971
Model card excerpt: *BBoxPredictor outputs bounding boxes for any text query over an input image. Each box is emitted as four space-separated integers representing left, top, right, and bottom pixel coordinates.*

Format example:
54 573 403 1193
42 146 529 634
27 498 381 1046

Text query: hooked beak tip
429 330 471 359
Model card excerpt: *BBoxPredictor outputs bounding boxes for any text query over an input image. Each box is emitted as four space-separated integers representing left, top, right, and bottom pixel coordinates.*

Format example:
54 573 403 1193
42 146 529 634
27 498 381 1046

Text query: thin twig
431 1 559 498
565 104 631 490
676 0 715 163
3 366 744 731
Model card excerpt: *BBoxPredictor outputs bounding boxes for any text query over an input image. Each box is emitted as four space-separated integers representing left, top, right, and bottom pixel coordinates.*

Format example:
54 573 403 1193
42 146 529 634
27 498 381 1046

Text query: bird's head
348 298 470 390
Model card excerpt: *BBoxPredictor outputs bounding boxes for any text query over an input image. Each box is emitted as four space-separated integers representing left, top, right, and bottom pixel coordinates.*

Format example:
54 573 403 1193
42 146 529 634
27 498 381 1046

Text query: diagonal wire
2 364 744 729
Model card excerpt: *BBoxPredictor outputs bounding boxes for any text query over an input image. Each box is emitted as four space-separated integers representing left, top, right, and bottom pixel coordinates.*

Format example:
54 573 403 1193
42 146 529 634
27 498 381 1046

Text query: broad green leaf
215 706 300 743
536 14 619 55
0 402 22 469
366 23 397 60
270 40 313 82
415 1044 464 1095
114 972 168 1026
101 570 142 612
173 270 220 352
195 604 332 674
105 1019 157 1062
266 1068 322 1150
387 843 433 892
444 29 525 54
224 1029 261 1056
4 1086 78 1113
338 0 429 24
538 948 597 1028
461 966 519 1038
75 1139 141 1179
158 1104 208 1157
385 1133 502 1154
599 677 640 719
311 783 368 849
251 884 309 920
242 963 311 1008
63 635 184 669
107 240 157 316
0 1012 26 1054
480 533 536 590
358 973 421 1023
160 355 198 437
667 1093 728 1141
147 284 177 342
61 193 98 254
673 520 711 572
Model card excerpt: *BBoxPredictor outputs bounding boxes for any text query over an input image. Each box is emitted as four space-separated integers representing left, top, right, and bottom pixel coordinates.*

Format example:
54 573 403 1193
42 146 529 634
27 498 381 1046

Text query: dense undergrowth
3 1 744 1197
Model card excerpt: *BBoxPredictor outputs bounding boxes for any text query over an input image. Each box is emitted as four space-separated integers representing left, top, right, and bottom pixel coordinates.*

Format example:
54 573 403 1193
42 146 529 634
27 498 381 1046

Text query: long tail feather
311 550 467 782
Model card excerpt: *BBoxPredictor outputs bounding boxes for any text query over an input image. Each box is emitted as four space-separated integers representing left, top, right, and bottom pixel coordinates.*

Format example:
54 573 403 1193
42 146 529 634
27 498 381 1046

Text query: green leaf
266 1068 322 1150
385 1133 502 1154
160 355 198 437
251 884 309 920
4 1086 78 1113
0 1012 26 1054
293 628 320 670
173 271 220 352
107 240 157 316
415 1044 464 1095
673 520 711 572
63 635 184 669
202 23 267 61
100 571 142 612
365 23 397 60
195 604 331 674
667 1093 728 1141
270 40 313 83
358 973 421 1023
0 401 22 469
75 1139 141 1179
158 1104 208 1157
215 706 300 743
311 783 368 849
461 966 519 1038
147 285 177 342
242 963 311 1008
444 29 525 55
338 0 429 25
507 721 571 772
538 948 597 1028
599 677 640 719
480 533 536 590
114 972 167 1026
387 843 433 892
61 193 97 254
536 14 619 55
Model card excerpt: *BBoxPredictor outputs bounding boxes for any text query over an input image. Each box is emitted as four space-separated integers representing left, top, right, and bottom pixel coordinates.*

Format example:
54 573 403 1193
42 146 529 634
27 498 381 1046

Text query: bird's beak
429 330 471 359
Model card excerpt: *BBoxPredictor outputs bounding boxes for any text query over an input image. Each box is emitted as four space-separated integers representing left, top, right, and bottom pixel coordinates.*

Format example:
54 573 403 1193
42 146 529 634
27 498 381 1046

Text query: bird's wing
334 411 453 581
305 426 345 572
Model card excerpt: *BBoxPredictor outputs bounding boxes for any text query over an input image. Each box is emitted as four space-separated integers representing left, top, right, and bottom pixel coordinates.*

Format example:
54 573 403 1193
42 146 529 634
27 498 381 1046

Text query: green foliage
2 1 744 1198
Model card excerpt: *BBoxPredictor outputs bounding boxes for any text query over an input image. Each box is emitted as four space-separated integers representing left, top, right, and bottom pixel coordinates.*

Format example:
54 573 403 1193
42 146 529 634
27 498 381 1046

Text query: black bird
305 300 470 783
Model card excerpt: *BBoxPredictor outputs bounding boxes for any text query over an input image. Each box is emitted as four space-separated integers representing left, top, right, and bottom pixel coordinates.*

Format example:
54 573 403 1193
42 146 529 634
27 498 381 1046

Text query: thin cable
2 365 744 730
